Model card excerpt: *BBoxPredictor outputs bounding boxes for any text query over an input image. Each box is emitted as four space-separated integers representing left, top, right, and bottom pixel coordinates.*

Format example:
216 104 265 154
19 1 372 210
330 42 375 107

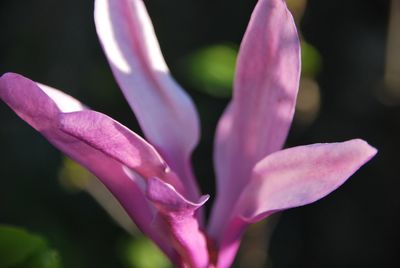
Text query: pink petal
0 73 85 131
147 177 210 268
59 110 186 196
0 72 178 263
239 139 377 221
94 0 201 201
215 139 376 268
210 0 301 239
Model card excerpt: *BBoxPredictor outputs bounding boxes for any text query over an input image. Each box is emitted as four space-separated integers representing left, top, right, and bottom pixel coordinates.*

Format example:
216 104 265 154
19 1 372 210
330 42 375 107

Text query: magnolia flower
0 0 376 267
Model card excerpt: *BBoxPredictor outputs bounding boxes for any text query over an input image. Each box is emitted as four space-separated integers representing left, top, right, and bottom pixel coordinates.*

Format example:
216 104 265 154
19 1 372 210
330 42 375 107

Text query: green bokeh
122 236 171 268
301 40 322 77
20 249 61 268
182 44 238 98
0 225 61 268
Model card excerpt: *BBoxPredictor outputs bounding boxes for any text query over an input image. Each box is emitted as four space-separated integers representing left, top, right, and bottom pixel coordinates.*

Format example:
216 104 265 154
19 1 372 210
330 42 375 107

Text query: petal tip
0 72 22 89
198 194 210 207
0 72 17 80
147 177 208 214
349 138 378 162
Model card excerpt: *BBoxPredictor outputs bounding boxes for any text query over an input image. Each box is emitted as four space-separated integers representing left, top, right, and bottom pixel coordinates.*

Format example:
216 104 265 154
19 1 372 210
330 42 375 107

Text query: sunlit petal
94 0 201 201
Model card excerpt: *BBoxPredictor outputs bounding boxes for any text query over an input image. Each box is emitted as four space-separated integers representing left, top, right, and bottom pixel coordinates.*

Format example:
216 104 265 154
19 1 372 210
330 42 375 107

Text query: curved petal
94 0 201 201
147 177 210 268
239 139 377 221
210 0 301 239
59 110 186 196
0 73 177 263
214 139 376 268
147 177 209 214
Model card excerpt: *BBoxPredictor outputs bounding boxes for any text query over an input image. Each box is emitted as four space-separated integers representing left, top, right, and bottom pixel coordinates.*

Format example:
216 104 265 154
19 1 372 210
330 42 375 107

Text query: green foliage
301 40 322 77
122 236 171 268
182 44 238 98
0 225 61 268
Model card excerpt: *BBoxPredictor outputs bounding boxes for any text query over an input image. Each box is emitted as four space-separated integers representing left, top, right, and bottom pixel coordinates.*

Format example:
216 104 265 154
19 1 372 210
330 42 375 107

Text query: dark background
0 0 398 267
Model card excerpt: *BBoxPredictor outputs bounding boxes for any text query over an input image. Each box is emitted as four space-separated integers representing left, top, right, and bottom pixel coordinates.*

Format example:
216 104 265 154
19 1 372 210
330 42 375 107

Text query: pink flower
0 0 376 267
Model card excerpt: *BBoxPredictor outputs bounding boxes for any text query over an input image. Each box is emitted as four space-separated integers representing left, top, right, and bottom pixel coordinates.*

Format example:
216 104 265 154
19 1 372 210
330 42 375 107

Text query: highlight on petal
146 177 210 268
237 139 377 222
0 72 177 262
94 0 201 201
0 73 85 131
210 0 301 239
38 83 86 113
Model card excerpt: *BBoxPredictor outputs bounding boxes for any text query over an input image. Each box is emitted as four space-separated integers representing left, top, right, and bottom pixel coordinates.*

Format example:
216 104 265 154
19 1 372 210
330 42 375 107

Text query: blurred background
0 0 398 267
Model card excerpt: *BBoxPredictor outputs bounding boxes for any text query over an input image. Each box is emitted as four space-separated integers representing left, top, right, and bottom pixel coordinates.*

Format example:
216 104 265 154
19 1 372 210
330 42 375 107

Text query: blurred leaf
122 236 171 268
0 225 61 268
301 40 322 77
182 44 238 98
58 157 93 192
20 249 61 268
